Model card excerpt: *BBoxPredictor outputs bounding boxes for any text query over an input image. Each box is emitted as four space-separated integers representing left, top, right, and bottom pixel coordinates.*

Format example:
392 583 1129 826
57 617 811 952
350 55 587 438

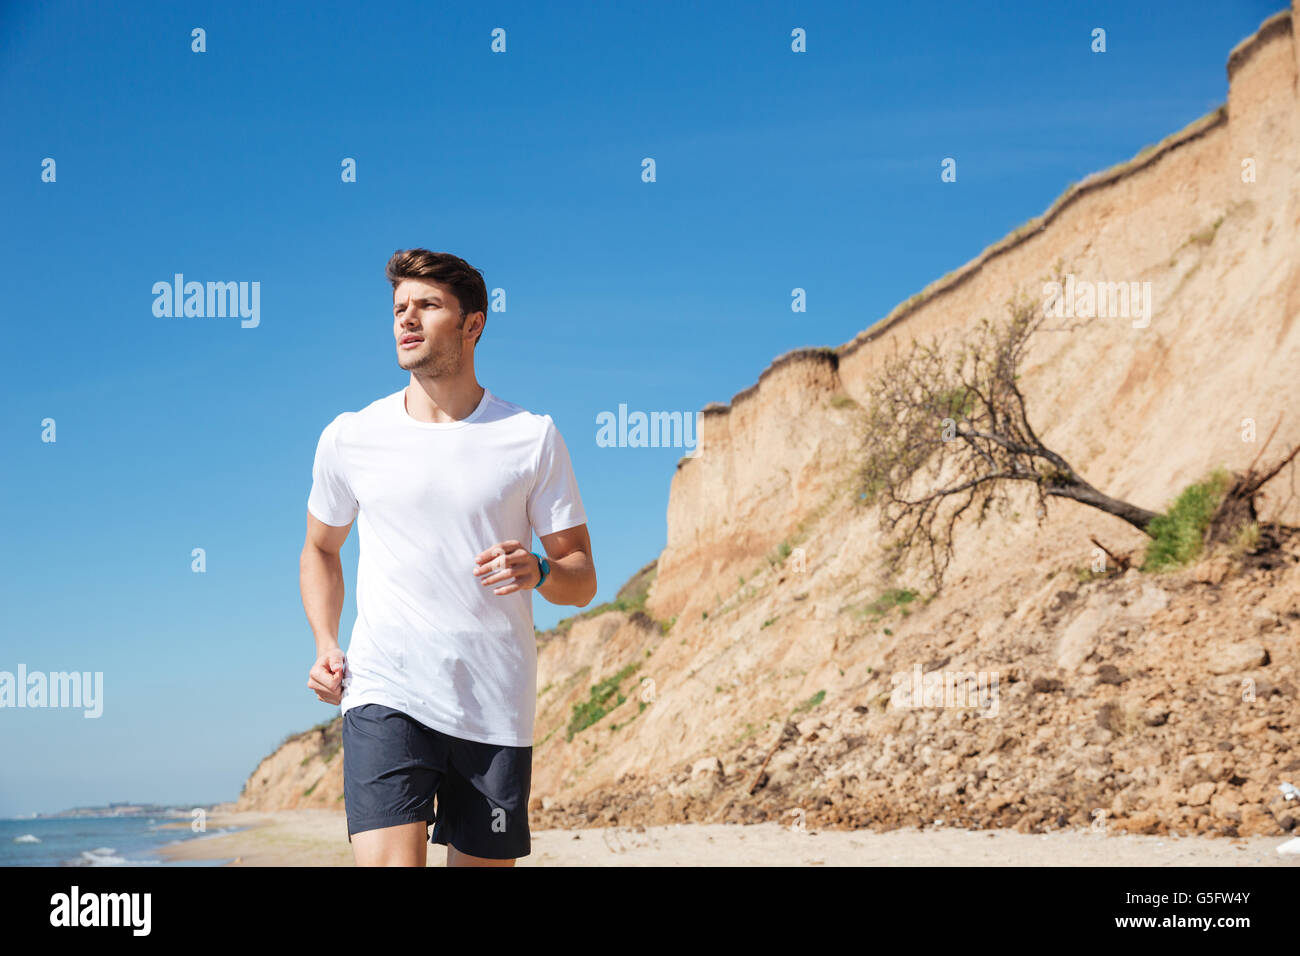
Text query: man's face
393 278 474 376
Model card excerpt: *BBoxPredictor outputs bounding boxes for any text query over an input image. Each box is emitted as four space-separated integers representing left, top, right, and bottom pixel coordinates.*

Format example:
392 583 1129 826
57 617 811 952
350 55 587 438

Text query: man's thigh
352 820 429 867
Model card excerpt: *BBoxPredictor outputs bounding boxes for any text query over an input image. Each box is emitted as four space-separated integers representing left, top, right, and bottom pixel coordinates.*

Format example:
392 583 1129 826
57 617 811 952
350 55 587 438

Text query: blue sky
0 0 1281 816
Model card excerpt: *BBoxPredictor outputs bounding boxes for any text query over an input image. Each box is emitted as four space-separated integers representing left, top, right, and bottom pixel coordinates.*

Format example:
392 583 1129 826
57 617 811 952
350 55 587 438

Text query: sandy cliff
239 7 1300 839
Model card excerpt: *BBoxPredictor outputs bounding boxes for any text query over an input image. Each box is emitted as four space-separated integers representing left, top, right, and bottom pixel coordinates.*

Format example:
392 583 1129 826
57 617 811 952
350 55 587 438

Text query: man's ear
466 311 486 343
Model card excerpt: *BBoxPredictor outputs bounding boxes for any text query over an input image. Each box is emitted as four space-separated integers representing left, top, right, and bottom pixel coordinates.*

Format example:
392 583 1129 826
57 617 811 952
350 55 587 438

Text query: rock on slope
238 7 1300 838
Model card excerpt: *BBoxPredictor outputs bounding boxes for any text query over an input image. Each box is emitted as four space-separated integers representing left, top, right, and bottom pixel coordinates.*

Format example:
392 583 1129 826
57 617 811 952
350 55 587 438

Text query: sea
0 815 239 867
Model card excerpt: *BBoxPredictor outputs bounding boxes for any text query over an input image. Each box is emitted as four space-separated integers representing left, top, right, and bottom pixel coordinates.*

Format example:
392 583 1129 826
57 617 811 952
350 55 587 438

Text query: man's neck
404 373 485 424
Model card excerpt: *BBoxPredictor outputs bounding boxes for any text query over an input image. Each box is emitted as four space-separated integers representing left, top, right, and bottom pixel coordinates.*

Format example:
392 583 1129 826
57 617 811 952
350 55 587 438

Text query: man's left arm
473 523 596 607
535 523 596 607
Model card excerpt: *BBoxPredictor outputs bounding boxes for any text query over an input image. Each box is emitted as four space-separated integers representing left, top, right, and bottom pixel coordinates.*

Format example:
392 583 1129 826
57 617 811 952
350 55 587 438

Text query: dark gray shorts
341 702 532 859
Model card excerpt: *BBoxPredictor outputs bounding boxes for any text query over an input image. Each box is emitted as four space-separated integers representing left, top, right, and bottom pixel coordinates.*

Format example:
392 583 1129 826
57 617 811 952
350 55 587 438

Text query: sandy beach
157 810 1300 866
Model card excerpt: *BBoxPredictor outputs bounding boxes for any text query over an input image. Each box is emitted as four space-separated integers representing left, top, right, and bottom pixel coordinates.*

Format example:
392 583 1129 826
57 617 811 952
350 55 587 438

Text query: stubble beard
400 334 463 379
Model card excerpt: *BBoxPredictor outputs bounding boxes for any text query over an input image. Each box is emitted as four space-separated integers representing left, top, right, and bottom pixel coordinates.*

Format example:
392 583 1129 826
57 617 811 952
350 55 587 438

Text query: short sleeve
307 414 359 527
527 416 587 537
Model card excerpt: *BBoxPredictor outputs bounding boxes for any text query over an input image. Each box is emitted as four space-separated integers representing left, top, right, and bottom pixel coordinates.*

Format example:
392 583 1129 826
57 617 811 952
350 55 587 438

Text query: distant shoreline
3 804 226 822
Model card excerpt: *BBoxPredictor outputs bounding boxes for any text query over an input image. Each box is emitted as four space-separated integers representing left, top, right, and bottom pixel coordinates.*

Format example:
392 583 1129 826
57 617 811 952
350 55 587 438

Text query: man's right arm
301 510 353 704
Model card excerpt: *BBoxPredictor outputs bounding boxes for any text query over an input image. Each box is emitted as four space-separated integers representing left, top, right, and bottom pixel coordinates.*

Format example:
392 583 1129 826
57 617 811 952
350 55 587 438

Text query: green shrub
1142 469 1231 571
566 663 641 741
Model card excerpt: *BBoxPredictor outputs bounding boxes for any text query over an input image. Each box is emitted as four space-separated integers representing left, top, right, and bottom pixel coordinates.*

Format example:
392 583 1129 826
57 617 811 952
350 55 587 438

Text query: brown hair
385 249 489 347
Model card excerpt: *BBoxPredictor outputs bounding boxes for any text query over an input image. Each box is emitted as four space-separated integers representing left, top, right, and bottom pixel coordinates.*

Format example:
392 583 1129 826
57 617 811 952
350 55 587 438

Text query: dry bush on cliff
858 280 1296 589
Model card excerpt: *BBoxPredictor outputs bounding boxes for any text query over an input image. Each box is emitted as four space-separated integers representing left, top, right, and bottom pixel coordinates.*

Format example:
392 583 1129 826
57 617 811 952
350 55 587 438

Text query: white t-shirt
306 386 587 747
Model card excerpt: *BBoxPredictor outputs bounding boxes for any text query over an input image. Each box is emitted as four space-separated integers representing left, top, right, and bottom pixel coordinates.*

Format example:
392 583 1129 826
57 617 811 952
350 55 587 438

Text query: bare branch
857 269 1161 590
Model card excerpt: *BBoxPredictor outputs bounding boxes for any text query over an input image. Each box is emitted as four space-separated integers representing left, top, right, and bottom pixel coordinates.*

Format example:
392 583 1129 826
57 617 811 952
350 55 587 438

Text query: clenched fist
307 647 347 705
472 539 542 595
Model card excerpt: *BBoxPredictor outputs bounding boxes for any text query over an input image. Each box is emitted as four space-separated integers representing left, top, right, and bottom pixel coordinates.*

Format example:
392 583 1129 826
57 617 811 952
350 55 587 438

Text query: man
299 249 596 867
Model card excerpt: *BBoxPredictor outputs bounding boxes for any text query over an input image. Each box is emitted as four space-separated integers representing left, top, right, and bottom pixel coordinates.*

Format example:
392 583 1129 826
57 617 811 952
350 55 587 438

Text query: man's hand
473 540 540 595
307 647 347 705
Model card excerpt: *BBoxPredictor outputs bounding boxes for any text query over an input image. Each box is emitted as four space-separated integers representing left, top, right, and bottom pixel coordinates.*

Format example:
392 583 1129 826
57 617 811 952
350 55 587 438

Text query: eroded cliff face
532 5 1300 838
234 721 342 812
653 5 1300 624
239 7 1300 837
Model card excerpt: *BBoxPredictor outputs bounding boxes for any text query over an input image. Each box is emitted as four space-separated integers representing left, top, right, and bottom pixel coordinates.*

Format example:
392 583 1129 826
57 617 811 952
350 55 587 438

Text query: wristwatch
532 551 550 589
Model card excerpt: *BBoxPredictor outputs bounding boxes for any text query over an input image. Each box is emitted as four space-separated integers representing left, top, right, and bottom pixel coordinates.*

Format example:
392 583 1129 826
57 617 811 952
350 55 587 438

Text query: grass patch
793 689 826 714
566 662 642 741
1142 468 1232 571
858 588 919 618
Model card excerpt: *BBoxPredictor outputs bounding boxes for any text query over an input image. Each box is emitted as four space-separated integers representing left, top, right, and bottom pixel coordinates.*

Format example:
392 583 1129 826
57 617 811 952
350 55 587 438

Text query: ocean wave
12 834 40 844
72 847 128 866
66 846 158 867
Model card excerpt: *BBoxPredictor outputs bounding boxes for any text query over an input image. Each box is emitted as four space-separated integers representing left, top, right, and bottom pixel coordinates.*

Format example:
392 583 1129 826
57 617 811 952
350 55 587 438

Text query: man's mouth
399 335 424 349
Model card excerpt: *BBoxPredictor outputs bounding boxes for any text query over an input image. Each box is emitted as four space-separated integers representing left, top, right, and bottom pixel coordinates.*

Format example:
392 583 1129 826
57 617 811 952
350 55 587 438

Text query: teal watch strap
532 551 550 588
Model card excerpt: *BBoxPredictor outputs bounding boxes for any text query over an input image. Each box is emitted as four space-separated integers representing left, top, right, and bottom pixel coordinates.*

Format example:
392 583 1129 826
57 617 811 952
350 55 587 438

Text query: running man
300 249 596 867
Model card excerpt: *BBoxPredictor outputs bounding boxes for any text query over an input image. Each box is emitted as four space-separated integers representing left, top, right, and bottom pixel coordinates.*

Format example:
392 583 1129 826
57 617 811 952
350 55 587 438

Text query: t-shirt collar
396 385 492 430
